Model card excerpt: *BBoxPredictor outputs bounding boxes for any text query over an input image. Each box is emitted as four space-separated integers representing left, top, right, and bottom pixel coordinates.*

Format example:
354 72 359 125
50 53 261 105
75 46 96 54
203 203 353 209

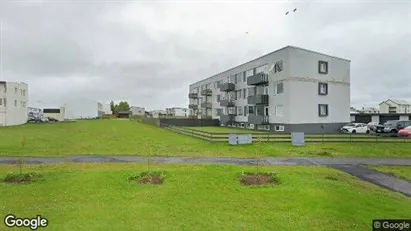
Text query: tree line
110 101 130 114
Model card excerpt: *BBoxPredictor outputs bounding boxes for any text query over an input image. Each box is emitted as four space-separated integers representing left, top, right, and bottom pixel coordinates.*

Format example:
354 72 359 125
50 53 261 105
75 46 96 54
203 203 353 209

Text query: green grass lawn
369 166 411 181
0 164 410 231
1 120 411 158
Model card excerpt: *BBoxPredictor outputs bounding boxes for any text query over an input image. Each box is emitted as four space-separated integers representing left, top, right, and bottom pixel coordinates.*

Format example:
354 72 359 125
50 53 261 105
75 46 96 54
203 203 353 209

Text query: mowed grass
1 120 411 158
0 164 410 231
369 166 411 181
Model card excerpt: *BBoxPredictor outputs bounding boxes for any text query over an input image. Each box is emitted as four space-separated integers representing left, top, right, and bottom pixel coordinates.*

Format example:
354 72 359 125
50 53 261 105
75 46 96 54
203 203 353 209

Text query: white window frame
275 125 285 132
319 104 329 117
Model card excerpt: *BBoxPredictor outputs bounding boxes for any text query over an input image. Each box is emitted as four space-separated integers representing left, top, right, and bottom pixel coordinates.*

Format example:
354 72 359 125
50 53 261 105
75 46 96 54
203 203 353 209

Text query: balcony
220 99 235 107
248 115 269 124
201 89 212 96
220 115 235 123
201 102 212 108
248 94 269 105
227 110 237 115
188 104 198 109
247 72 268 86
188 93 198 99
219 82 235 92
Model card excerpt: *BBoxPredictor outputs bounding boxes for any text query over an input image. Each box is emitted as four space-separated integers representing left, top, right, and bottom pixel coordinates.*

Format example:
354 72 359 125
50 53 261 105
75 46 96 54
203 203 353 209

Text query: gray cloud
0 1 410 111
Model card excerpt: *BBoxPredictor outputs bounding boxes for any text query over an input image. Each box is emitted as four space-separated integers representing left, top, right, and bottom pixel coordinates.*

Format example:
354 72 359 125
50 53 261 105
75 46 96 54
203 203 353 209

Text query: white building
0 81 28 126
166 107 189 117
43 106 66 121
64 98 104 119
130 106 145 116
359 107 380 114
151 110 166 118
188 45 351 133
379 99 411 114
102 103 112 115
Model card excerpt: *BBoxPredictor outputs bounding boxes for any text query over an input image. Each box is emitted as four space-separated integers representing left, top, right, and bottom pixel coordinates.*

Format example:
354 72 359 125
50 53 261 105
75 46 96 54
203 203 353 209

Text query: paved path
0 156 411 166
0 156 410 197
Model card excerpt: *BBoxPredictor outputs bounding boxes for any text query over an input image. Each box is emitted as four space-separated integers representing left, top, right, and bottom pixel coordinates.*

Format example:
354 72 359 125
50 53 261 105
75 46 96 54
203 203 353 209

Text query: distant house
43 106 65 121
130 106 145 116
150 110 167 118
166 107 189 117
379 99 411 114
350 107 359 114
117 110 130 118
359 107 380 114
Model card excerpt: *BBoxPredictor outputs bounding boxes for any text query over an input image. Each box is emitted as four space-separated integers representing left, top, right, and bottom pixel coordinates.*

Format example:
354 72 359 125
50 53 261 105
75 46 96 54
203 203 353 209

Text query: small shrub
240 171 279 186
129 171 166 185
3 172 43 184
325 175 339 181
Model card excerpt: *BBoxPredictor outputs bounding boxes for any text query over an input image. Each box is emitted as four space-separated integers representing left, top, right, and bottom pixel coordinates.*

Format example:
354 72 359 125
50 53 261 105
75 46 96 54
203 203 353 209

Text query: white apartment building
166 107 189 117
64 98 104 119
130 106 145 116
151 110 167 118
188 46 351 133
359 107 380 114
0 81 29 126
379 99 411 114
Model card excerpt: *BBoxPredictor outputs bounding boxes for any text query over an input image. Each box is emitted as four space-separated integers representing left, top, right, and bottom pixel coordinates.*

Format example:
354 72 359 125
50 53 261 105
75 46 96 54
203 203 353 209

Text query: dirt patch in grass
3 172 42 184
129 171 166 185
138 176 164 185
240 172 279 186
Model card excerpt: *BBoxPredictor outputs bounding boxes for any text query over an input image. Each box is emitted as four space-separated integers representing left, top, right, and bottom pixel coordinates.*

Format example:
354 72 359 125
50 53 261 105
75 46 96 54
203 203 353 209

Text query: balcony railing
201 89 212 96
220 99 235 107
188 104 198 109
220 115 235 123
188 93 198 99
247 94 269 105
219 82 235 92
201 102 212 108
248 115 269 124
247 72 268 86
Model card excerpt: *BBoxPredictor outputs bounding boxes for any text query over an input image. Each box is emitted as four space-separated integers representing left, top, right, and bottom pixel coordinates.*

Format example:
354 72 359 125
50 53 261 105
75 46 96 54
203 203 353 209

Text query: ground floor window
275 125 285 132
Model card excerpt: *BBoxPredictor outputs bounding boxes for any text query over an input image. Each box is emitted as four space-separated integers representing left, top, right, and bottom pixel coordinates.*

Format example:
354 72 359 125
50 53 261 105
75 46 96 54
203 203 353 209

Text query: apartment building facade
188 46 351 133
166 107 189 117
379 99 411 114
0 81 29 126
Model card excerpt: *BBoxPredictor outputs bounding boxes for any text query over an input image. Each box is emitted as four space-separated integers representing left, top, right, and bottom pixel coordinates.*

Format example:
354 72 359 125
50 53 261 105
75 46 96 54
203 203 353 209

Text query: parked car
27 116 43 123
340 123 370 134
375 120 411 134
47 117 59 122
367 122 379 132
398 126 411 138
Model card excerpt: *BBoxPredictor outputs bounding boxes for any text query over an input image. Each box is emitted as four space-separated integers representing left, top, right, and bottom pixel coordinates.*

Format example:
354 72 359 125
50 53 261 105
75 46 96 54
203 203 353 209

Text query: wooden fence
162 124 411 143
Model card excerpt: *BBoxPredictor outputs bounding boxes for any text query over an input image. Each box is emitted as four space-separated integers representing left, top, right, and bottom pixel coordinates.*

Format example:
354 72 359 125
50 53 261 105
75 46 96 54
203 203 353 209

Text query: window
243 89 247 99
274 60 283 73
244 106 248 116
216 95 221 102
276 82 284 94
248 87 255 96
264 86 269 95
318 104 329 117
236 73 242 83
256 64 268 74
15 88 18 94
238 90 242 99
14 100 17 107
228 107 236 115
245 69 254 77
215 108 223 116
265 107 269 116
243 72 246 82
237 106 243 116
275 105 283 116
319 82 328 95
248 105 254 115
0 98 2 106
275 125 285 131
318 61 328 74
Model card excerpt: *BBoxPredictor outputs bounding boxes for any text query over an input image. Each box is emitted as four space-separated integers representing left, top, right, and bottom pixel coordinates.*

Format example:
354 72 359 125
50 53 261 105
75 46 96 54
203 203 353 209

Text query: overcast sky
0 0 410 111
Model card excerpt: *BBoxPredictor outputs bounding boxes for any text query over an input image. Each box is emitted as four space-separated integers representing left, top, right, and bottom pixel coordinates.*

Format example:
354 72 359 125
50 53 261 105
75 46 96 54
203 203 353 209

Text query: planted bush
129 171 166 185
3 172 43 184
240 171 279 186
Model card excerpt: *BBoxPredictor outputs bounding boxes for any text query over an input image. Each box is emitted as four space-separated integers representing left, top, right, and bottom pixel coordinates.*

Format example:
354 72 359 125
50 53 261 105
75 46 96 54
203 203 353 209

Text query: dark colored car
47 117 59 122
375 120 411 134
